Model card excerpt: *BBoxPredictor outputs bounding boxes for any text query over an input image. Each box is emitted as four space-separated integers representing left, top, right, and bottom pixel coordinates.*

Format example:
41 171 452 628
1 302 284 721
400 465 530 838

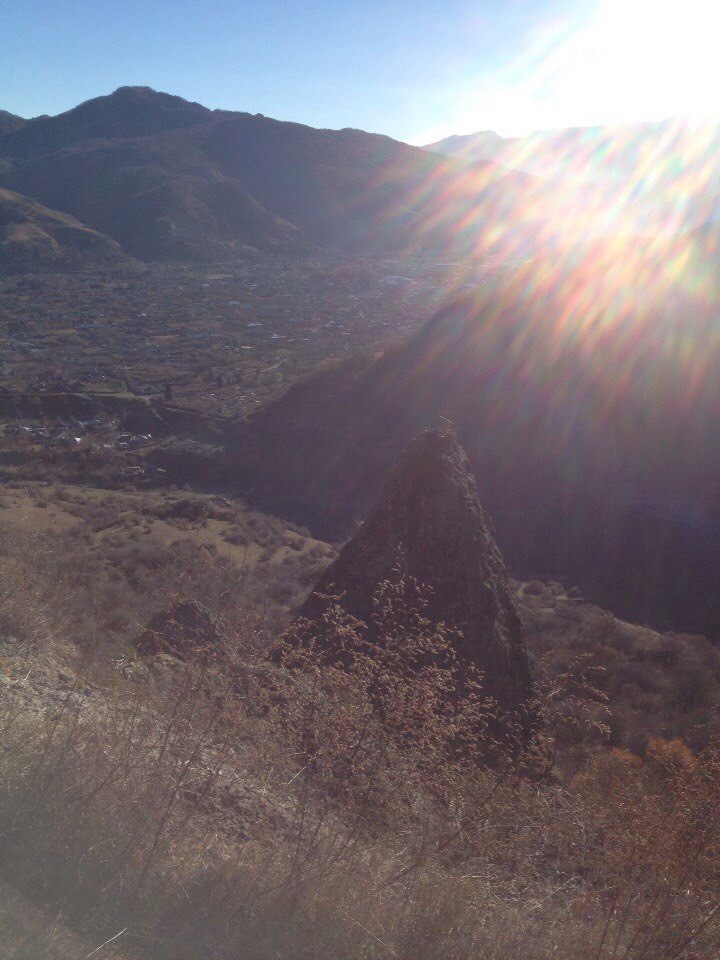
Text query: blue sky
2 0 719 142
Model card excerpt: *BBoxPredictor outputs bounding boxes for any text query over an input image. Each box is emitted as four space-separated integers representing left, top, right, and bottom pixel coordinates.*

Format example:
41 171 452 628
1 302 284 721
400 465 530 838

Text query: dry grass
1 523 720 959
520 579 720 767
0 481 336 650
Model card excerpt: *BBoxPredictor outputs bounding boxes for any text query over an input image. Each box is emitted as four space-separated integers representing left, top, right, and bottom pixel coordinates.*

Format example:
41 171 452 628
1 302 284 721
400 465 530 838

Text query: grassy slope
0 188 125 271
0 482 336 645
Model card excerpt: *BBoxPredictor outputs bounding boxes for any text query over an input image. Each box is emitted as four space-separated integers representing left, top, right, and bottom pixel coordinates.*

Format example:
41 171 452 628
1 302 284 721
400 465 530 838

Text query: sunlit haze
423 0 720 141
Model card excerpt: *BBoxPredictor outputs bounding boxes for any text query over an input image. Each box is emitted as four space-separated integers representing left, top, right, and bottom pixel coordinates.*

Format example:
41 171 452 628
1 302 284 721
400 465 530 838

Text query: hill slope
225 259 720 638
0 109 27 133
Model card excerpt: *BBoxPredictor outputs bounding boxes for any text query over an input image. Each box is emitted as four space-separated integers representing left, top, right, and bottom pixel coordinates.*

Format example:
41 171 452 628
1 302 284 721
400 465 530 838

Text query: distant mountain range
425 119 720 230
6 87 717 270
0 86 539 266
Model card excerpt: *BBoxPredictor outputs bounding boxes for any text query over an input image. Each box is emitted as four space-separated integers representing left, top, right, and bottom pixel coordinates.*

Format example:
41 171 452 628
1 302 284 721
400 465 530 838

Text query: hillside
225 257 720 638
0 188 126 271
2 456 720 959
0 86 536 262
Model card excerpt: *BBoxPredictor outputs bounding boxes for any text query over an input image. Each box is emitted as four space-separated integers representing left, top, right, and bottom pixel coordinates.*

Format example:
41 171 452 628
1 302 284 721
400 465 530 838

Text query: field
2 516 720 960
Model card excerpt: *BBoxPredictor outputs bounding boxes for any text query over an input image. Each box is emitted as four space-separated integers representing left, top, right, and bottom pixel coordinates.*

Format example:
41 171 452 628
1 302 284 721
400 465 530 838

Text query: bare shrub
1 551 720 958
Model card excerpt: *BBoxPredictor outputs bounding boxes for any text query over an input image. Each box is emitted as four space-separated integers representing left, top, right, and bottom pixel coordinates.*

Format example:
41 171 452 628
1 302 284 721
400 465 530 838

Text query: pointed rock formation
299 430 536 724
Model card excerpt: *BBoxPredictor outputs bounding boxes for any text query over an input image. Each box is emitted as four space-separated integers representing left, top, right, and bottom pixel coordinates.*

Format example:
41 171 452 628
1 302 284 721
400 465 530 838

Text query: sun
438 0 720 140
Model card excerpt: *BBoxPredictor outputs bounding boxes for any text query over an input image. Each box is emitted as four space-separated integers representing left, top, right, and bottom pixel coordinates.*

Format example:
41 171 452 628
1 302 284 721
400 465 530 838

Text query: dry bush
1 555 720 958
0 533 79 658
520 582 720 758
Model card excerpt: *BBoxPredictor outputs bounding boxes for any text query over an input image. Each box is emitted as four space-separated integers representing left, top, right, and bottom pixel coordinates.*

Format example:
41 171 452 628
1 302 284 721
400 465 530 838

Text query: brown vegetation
1 527 720 959
0 482 336 647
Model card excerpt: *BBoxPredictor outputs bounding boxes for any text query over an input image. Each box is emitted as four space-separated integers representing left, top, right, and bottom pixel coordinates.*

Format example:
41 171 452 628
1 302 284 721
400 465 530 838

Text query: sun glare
442 0 720 139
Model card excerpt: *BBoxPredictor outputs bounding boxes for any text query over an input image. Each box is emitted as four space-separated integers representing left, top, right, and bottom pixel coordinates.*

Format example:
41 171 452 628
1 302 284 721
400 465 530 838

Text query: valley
0 251 517 493
1 255 498 418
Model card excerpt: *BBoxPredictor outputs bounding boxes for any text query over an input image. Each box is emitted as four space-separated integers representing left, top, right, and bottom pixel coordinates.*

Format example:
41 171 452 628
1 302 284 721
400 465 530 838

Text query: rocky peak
299 429 537 724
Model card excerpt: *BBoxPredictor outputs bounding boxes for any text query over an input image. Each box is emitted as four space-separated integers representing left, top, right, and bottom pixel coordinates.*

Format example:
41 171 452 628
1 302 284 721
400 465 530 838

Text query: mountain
225 257 720 638
0 86 535 262
298 429 537 725
0 188 126 271
0 86 213 159
425 119 720 183
425 119 720 232
2 90 718 263
0 110 27 134
425 130 506 165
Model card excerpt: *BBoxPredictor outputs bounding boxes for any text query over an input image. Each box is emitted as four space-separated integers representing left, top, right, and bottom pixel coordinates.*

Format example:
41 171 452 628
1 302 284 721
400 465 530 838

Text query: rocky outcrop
299 430 537 725
226 282 720 639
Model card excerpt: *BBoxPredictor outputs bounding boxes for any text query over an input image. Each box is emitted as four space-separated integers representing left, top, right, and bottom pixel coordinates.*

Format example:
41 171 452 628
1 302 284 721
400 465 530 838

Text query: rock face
299 430 536 723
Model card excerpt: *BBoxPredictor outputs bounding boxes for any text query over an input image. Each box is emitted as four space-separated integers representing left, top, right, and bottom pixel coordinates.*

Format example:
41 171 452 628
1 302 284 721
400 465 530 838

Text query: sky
2 0 720 143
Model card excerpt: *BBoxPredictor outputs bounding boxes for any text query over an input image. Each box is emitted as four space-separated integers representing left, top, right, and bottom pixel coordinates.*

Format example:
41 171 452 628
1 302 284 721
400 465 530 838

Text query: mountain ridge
4 87 716 264
0 86 534 263
424 118 720 201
